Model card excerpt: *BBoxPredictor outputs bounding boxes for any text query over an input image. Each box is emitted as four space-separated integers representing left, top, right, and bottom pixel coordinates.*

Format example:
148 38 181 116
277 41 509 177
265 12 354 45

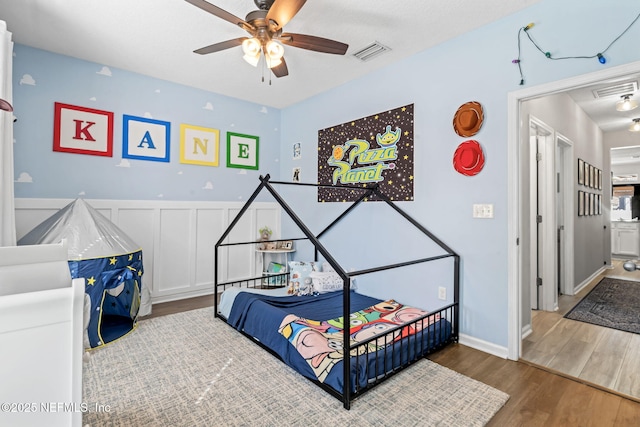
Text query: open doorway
508 61 640 360
508 61 640 399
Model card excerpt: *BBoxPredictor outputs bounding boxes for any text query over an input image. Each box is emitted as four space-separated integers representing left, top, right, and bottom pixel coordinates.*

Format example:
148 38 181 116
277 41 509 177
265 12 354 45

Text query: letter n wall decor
53 102 114 156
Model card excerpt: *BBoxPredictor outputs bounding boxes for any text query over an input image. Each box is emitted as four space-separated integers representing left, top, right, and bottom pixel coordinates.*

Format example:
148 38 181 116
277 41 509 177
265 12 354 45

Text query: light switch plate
473 204 494 218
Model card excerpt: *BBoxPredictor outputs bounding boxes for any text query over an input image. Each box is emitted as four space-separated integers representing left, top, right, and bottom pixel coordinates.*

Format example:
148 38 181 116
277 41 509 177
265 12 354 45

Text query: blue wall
11 0 640 348
278 0 640 346
12 45 282 201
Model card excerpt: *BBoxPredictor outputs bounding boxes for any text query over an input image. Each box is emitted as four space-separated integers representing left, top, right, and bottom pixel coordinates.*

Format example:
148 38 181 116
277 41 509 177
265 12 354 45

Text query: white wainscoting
15 199 281 304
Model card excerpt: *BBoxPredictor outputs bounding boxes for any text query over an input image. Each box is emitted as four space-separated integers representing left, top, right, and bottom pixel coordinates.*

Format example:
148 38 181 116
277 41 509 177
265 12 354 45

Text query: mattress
224 289 452 394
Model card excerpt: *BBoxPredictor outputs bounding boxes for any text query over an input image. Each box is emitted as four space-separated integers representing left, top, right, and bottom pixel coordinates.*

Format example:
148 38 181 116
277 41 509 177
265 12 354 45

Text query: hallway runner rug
565 277 640 334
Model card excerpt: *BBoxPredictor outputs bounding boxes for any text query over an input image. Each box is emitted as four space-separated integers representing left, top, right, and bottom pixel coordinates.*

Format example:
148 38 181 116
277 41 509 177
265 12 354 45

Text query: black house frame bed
214 175 460 409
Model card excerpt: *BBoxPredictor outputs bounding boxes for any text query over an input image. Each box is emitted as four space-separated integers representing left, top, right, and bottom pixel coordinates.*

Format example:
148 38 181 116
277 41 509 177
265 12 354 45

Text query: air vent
353 41 391 62
592 81 638 98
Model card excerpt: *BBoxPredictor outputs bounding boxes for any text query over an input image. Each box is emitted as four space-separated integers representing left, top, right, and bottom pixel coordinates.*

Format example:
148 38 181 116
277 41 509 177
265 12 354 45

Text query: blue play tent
18 199 144 349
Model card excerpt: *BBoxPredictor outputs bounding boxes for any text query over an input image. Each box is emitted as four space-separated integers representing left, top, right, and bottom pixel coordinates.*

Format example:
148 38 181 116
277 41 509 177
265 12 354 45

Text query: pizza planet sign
328 125 399 185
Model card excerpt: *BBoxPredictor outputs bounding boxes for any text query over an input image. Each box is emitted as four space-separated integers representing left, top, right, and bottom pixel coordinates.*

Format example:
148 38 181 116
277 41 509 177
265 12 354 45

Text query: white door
555 134 574 296
530 118 557 311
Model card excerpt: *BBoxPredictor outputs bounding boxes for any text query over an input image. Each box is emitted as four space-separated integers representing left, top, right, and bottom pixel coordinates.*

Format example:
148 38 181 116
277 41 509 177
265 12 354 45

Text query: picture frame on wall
123 115 171 163
578 191 584 216
584 162 590 187
589 193 594 215
598 170 602 190
53 102 114 157
226 132 259 170
179 124 220 166
578 159 584 185
597 194 602 215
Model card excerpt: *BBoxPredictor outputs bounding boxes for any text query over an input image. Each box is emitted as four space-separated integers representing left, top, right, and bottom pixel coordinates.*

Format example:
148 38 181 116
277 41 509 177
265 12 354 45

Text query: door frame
507 60 640 360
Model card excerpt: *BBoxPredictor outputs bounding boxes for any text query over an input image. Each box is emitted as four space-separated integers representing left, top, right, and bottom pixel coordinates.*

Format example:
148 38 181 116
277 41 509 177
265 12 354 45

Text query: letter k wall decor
123 115 171 162
53 102 114 156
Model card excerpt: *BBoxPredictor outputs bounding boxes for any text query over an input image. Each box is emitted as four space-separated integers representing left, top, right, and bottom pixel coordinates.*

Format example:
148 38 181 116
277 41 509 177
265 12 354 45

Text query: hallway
522 260 640 401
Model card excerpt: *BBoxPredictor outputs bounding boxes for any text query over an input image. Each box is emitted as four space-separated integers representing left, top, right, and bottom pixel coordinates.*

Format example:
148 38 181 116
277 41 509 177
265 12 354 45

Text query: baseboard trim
459 333 508 359
573 266 606 295
521 323 533 340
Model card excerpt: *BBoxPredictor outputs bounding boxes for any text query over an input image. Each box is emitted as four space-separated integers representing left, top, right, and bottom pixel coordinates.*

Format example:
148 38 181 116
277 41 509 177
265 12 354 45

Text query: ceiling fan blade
279 33 348 55
194 38 247 55
266 0 307 31
271 57 289 78
185 0 254 31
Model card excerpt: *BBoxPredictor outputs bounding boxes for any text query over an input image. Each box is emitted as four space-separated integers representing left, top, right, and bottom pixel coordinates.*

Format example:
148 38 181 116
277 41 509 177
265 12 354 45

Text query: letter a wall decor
53 102 114 157
123 115 171 162
317 104 414 202
179 124 220 166
226 132 259 170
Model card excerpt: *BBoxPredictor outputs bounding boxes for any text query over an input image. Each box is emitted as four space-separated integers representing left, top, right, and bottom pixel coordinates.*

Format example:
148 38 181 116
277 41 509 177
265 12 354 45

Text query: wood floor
522 259 640 401
142 292 640 426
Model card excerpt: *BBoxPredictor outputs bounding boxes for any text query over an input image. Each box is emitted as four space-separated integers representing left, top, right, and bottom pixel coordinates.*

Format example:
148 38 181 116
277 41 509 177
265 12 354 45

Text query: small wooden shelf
257 247 295 286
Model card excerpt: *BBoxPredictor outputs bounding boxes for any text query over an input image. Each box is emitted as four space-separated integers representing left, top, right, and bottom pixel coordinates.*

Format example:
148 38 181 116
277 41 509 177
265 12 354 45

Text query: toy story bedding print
278 299 439 383
317 104 414 202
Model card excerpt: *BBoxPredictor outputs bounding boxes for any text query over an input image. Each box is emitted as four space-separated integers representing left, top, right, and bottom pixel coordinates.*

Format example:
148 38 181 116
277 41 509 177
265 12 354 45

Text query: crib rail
349 302 458 400
214 273 288 318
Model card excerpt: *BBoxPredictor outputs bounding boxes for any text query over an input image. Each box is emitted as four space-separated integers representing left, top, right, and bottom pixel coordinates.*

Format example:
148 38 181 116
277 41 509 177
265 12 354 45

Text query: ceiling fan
185 0 349 79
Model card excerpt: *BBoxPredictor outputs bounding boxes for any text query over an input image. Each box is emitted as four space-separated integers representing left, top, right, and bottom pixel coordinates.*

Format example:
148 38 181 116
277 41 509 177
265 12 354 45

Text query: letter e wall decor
226 132 259 170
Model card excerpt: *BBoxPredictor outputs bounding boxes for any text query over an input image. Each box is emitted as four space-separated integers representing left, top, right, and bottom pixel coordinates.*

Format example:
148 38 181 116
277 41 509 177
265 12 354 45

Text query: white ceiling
1 0 638 136
0 0 541 109
566 74 640 134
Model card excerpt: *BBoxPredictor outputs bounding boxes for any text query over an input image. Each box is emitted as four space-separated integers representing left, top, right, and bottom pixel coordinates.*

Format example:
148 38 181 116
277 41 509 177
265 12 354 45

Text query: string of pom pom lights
514 11 640 85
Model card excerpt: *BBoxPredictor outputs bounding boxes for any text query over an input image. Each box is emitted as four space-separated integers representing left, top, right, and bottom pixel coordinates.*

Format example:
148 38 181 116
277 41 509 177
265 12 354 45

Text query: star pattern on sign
317 104 414 202
109 257 117 265
129 254 133 261
87 276 96 286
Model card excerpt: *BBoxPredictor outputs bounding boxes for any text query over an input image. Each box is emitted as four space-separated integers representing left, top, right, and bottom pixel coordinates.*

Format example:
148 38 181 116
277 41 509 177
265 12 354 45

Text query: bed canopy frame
214 174 460 409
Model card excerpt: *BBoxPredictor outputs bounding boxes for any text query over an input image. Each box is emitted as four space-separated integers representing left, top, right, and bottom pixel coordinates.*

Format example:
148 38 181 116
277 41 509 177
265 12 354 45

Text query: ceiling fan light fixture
242 38 261 56
616 94 638 112
243 53 260 67
265 40 284 60
265 56 282 69
630 118 640 132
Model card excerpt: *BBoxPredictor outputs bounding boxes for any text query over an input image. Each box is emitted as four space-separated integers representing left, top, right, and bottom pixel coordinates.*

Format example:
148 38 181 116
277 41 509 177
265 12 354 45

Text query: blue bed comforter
227 291 451 394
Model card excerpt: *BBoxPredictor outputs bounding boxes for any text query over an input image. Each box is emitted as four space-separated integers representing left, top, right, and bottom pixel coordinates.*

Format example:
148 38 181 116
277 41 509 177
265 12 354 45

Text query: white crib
0 242 84 427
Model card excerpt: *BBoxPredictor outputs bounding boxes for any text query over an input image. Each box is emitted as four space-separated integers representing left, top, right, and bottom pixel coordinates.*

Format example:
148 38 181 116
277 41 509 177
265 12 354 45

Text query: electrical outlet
438 287 446 300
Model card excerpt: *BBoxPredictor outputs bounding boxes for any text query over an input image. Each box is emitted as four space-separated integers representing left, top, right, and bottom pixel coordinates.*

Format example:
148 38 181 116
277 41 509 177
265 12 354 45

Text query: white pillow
322 262 336 273
309 271 350 293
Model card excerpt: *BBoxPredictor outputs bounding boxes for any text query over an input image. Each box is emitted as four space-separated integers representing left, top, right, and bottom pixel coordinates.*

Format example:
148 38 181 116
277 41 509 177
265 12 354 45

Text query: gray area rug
83 307 509 426
565 277 640 334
